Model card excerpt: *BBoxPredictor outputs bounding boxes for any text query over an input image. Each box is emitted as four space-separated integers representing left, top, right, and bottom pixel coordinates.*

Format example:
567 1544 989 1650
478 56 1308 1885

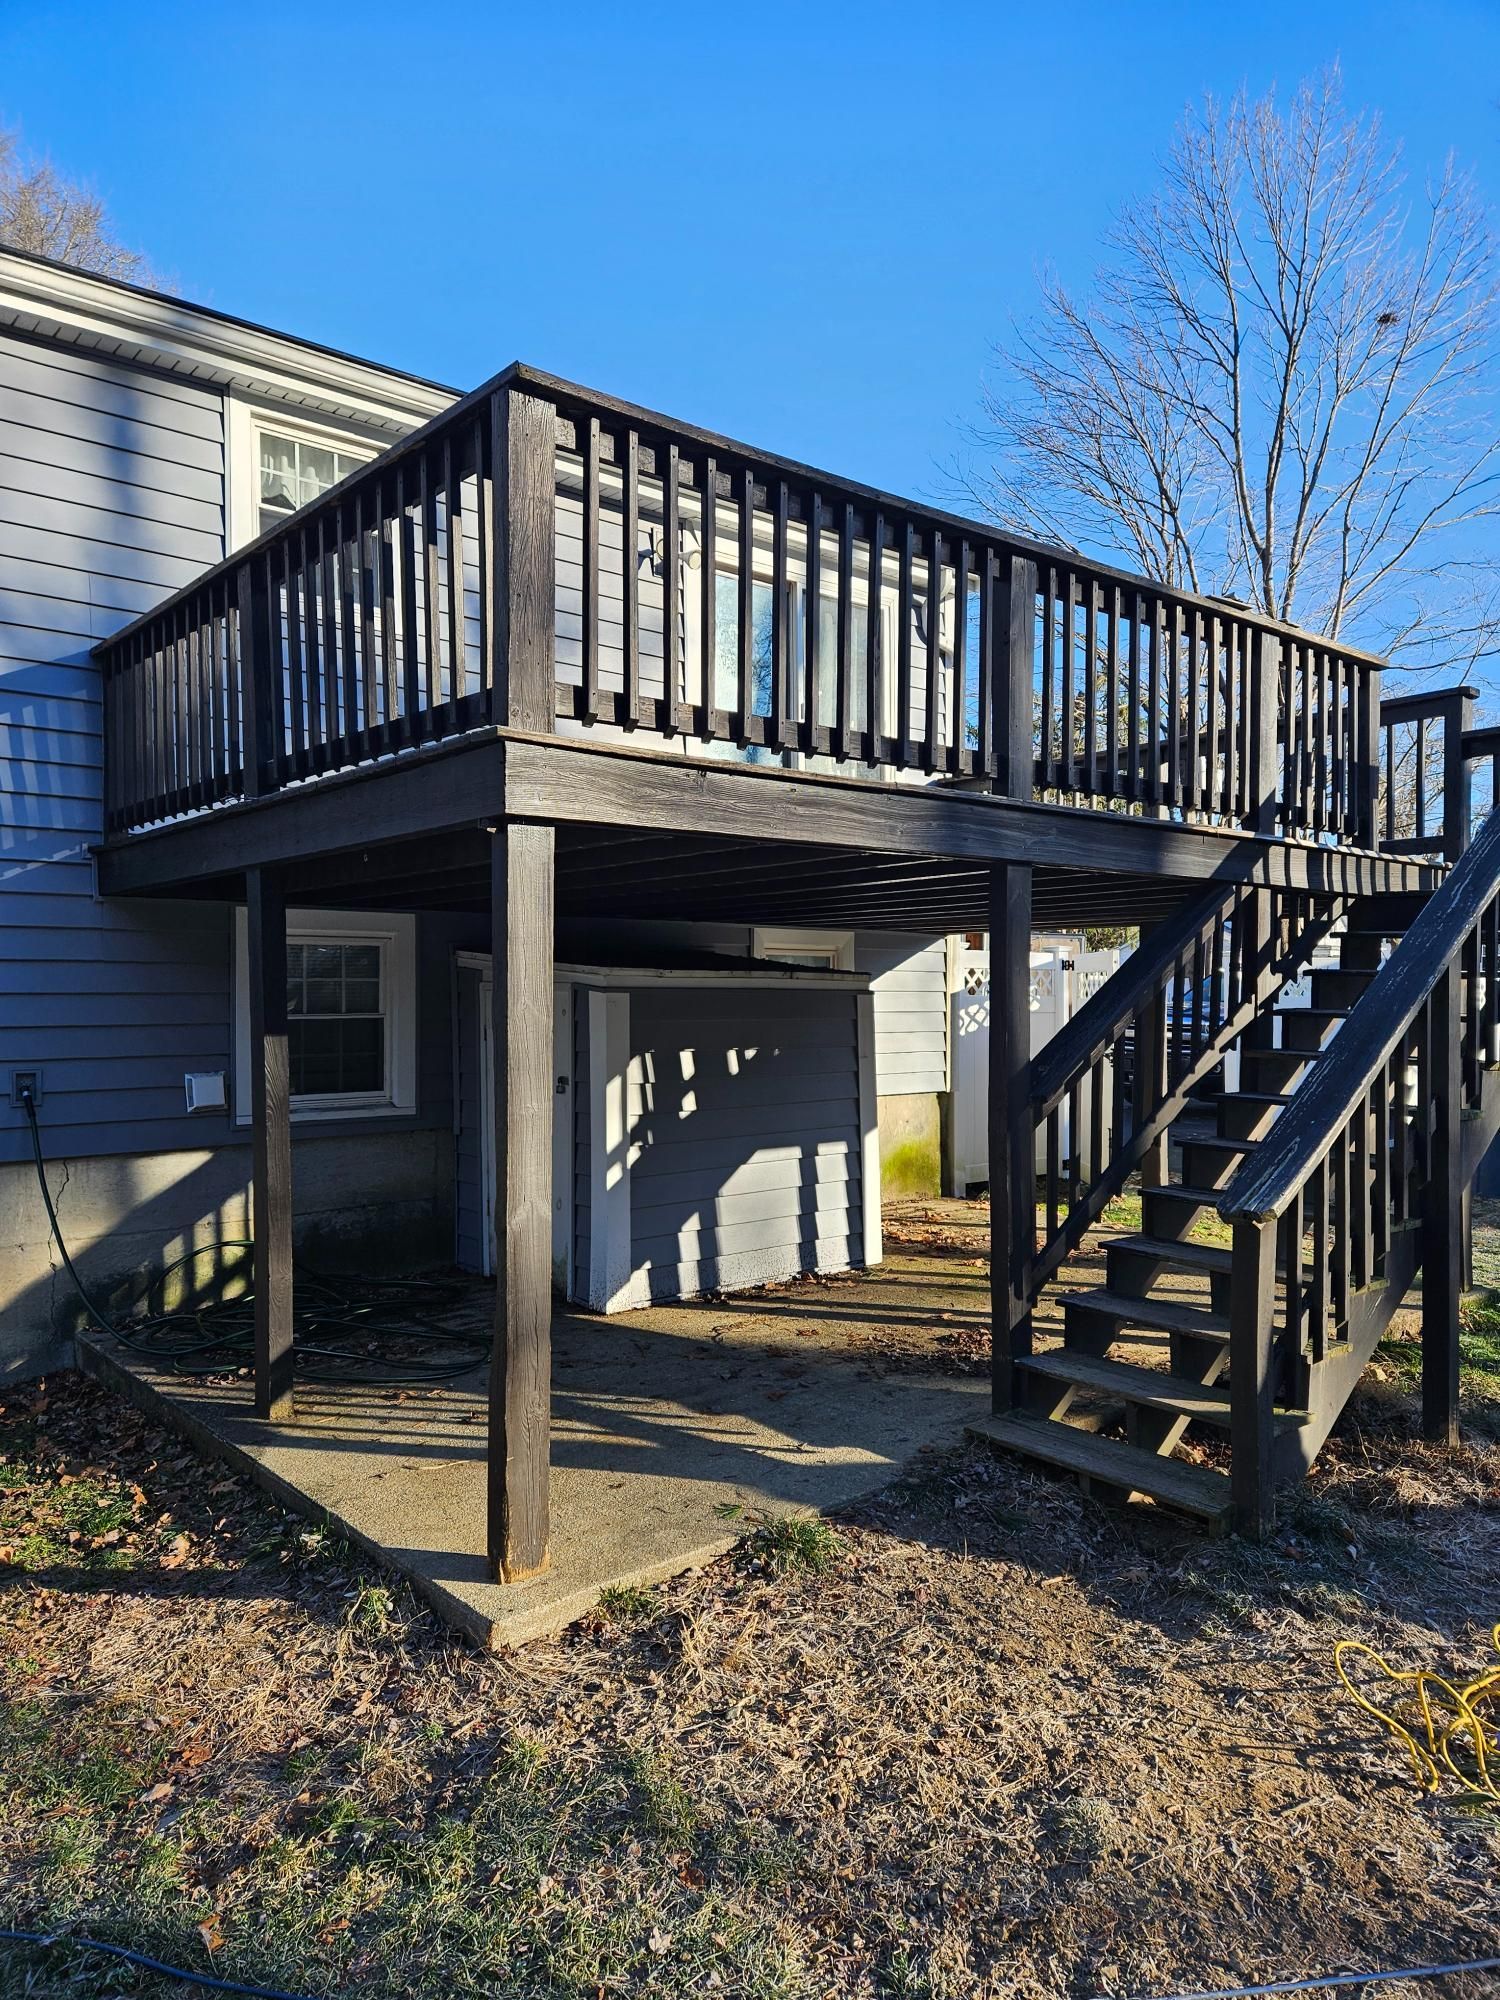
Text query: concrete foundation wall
877 1092 943 1198
0 1130 452 1382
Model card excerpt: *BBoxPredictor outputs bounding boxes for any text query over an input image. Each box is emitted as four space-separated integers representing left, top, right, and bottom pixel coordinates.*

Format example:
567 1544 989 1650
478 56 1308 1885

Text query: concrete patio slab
78 1246 987 1648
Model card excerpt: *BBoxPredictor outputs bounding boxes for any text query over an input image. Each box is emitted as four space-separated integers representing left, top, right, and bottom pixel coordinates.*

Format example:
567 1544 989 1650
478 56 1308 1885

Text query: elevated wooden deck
87 357 1479 1585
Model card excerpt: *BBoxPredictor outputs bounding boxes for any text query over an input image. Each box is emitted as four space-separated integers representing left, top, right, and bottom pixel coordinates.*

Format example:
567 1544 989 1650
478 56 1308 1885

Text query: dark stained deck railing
97 362 1388 845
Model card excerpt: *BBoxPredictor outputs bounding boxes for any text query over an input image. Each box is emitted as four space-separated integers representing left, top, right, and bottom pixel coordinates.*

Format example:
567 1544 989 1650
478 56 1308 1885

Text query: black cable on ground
21 1090 489 1387
0 1928 321 2000
1102 1953 1500 1999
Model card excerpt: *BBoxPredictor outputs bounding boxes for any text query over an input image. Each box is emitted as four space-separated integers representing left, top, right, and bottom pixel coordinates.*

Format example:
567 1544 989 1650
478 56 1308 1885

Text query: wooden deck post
1422 962 1463 1446
488 820 556 1582
245 865 294 1421
1230 1213 1277 1537
989 861 1034 1414
1248 631 1281 837
489 384 557 735
1134 921 1169 1187
1440 688 1476 865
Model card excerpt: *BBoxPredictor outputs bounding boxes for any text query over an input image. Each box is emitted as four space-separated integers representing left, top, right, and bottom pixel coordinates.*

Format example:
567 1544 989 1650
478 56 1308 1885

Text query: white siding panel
626 985 865 1303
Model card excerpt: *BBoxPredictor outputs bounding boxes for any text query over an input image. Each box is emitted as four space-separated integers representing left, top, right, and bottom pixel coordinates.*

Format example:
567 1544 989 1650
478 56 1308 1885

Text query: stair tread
1228 1092 1295 1108
1019 1348 1305 1430
1148 1182 1241 1207
1103 1231 1233 1273
1184 1134 1259 1155
967 1412 1232 1519
1275 1006 1347 1021
1054 1287 1231 1339
1241 1045 1328 1062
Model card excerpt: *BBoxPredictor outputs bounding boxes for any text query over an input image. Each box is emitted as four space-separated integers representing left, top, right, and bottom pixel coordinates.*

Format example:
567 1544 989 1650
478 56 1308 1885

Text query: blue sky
1 0 1497 504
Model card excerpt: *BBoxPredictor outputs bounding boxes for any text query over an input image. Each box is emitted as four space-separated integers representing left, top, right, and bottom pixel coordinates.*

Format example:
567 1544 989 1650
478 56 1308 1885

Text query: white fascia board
0 251 456 435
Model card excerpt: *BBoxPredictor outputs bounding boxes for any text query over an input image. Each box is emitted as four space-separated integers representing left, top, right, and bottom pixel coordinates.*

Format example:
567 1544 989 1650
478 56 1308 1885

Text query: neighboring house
0 247 951 1377
3 245 1490 1582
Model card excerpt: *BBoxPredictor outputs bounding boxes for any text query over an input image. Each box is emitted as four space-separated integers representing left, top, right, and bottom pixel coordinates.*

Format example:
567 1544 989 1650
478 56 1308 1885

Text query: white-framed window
233 908 417 1122
225 397 381 550
753 927 856 972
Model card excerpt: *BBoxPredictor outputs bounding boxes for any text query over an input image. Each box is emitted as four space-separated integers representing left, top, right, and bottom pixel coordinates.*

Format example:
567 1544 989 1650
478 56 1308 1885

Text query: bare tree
0 126 154 284
963 70 1500 678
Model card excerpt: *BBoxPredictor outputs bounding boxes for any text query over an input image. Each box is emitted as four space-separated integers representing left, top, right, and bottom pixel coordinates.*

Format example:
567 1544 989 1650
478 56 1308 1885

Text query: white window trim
753 927 856 972
233 907 417 1124
225 394 383 552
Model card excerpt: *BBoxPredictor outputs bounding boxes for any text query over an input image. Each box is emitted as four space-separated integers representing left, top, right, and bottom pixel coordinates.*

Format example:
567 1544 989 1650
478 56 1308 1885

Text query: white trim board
0 248 455 436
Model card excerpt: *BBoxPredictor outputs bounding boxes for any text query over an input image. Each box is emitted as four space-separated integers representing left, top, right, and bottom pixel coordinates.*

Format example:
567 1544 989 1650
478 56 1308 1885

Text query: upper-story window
256 425 372 539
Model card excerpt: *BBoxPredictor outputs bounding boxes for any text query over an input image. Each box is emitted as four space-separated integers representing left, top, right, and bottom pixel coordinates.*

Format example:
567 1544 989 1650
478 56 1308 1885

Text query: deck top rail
97 361 1387 846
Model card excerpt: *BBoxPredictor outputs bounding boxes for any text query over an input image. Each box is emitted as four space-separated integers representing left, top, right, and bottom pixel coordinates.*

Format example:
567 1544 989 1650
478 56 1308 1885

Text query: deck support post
245 865 294 1421
989 861 1034 1414
1440 688 1476 864
488 820 556 1582
1422 962 1463 1446
1134 920 1169 1188
1229 1213 1277 1537
1239 889 1279 1058
1249 632 1281 837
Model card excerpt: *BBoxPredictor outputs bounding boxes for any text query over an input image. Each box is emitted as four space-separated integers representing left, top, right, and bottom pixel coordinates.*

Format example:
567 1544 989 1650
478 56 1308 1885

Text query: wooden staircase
971 842 1500 1533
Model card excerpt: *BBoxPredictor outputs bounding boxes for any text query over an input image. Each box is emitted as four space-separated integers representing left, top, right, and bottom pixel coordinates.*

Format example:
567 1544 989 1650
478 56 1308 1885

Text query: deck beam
96 730 1438 905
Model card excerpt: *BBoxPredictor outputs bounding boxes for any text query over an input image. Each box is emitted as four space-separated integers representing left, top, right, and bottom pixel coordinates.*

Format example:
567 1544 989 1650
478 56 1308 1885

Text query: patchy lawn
2 1207 1499 2000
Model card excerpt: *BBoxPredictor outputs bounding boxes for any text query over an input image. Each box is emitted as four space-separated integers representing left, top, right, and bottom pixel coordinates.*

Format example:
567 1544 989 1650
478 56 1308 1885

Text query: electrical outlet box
183 1071 227 1114
10 1070 41 1109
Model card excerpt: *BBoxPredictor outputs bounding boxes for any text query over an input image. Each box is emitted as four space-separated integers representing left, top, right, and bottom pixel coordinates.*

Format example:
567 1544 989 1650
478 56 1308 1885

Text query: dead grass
2 1209 1499 1999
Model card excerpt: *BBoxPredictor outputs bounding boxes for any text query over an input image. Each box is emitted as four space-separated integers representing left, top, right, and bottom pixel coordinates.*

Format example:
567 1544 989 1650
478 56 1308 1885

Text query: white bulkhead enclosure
453 956 881 1309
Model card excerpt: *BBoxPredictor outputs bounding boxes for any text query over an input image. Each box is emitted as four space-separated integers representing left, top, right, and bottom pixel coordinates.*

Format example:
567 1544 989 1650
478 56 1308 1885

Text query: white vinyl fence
950 941 1127 1194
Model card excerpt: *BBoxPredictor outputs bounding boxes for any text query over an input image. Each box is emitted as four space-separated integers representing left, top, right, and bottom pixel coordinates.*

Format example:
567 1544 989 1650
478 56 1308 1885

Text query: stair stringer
1271 1064 1500 1483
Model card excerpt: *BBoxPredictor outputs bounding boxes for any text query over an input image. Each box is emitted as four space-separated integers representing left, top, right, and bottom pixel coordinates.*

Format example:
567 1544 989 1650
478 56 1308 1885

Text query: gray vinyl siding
0 328 231 1165
572 998 591 1301
854 933 948 1096
453 961 486 1273
627 986 863 1303
0 326 469 1169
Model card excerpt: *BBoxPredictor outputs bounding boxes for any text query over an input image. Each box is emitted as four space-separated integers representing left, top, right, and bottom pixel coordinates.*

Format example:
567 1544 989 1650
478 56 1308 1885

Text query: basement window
753 927 855 971
233 909 416 1122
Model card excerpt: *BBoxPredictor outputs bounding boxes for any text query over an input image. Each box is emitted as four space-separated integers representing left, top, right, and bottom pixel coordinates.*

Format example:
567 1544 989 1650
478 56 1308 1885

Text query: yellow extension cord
1335 1623 1500 1802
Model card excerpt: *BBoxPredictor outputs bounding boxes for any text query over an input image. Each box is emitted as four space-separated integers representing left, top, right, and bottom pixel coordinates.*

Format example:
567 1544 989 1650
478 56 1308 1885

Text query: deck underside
95 729 1436 929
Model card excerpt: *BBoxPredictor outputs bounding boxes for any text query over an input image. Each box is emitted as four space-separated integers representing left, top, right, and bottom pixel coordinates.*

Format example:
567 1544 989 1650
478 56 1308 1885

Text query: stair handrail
1218 805 1500 1227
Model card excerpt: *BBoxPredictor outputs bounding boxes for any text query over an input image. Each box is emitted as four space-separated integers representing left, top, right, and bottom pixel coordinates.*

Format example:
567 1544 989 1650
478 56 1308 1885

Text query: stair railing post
1230 1212 1278 1536
989 861 1034 1414
1422 966 1463 1445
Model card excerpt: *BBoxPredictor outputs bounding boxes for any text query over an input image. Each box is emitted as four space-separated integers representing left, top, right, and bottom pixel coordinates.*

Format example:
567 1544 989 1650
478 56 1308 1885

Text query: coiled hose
1335 1624 1500 1803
